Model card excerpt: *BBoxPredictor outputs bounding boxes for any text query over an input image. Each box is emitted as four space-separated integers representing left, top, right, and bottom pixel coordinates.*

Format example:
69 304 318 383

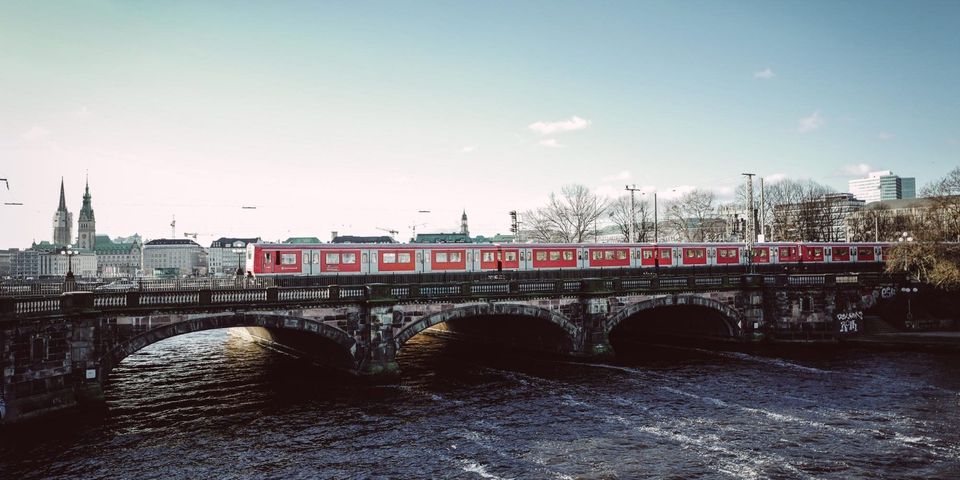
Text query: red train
245 242 892 276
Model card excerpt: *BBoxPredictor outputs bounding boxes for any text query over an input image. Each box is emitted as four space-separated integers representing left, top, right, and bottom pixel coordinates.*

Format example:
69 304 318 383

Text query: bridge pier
578 279 615 358
360 305 400 377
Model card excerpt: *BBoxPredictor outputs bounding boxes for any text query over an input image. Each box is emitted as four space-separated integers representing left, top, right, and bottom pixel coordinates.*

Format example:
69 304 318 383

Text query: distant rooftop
210 237 261 248
333 235 396 244
144 239 201 247
283 237 322 244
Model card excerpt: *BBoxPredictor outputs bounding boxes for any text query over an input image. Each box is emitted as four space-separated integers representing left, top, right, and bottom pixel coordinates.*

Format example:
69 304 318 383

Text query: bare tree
887 168 960 291
663 189 717 242
765 179 835 241
608 195 651 242
922 167 960 242
521 184 610 243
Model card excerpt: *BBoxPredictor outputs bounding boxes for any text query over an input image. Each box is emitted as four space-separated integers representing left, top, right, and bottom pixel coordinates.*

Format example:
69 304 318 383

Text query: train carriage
246 240 890 277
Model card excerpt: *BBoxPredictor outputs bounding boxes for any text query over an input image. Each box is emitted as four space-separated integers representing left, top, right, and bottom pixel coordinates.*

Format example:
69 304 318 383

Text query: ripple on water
1 331 960 479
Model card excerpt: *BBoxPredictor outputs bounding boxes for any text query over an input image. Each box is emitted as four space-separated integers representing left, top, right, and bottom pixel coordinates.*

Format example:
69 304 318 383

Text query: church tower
460 210 469 237
77 176 96 250
52 178 73 246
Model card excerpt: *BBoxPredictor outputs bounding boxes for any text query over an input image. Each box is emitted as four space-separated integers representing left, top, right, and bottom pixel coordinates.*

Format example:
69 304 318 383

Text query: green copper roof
283 237 322 244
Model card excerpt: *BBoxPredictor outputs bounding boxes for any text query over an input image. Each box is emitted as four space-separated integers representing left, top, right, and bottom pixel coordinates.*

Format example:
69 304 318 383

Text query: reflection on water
2 328 959 479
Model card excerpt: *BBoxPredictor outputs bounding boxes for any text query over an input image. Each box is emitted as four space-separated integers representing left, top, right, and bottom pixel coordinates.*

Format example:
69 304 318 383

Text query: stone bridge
0 271 901 424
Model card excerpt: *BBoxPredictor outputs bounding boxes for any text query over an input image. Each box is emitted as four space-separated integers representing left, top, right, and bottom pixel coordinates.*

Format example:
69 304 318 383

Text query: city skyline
2 1 959 248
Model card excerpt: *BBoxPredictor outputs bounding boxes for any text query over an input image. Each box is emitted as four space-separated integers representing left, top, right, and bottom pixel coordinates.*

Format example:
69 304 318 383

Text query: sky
1 0 958 248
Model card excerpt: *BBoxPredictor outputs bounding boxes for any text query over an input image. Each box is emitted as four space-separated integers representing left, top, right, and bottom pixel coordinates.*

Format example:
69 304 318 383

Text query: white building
142 239 207 277
208 237 260 276
849 170 917 203
39 250 97 278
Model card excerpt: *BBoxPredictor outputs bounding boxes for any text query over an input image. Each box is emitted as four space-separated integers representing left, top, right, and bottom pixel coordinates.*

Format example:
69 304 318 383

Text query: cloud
538 138 565 148
839 163 872 177
460 145 477 153
876 132 894 141
528 116 591 135
602 170 631 182
21 126 50 142
754 68 775 79
797 110 824 133
765 173 788 184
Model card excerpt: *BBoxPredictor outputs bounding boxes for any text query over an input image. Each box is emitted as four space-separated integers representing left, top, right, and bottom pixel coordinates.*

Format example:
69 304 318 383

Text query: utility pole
743 173 756 271
625 184 641 242
759 177 766 242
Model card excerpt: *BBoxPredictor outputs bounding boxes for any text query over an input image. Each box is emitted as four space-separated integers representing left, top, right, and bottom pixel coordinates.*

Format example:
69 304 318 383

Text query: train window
303 252 309 264
643 250 652 259
663 250 671 259
592 251 603 260
563 251 574 261
312 252 320 264
483 252 494 262
281 253 297 265
362 253 368 263
833 247 848 256
398 253 412 263
383 253 396 264
326 253 340 264
604 251 615 260
265 252 272 264
686 250 695 258
719 249 727 258
535 251 546 261
504 251 516 262
617 250 627 260
451 252 463 262
753 249 767 258
549 251 560 261
436 252 448 263
698 250 704 258
343 253 357 264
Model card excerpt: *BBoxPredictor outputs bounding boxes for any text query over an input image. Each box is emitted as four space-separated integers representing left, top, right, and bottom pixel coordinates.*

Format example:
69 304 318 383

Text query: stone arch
103 312 357 375
605 294 742 337
393 302 582 351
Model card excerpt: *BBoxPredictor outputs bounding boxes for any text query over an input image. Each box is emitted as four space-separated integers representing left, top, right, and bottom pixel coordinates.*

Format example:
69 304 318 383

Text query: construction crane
376 226 399 238
0 178 8 190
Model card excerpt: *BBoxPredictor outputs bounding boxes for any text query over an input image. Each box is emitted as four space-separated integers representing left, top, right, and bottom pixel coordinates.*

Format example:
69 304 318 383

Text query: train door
303 249 317 275
261 250 275 274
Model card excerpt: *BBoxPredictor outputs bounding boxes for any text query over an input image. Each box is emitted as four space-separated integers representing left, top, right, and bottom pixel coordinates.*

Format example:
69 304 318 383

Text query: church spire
58 177 67 210
78 174 96 250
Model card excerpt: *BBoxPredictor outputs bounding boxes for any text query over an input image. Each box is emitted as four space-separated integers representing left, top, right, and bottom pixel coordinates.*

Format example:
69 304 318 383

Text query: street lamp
625 184 641 242
898 231 913 243
232 247 245 277
641 191 659 244
61 244 77 291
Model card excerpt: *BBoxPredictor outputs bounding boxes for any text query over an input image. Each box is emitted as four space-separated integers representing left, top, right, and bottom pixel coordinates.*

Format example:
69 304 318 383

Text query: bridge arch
605 294 742 338
393 302 582 351
103 312 357 375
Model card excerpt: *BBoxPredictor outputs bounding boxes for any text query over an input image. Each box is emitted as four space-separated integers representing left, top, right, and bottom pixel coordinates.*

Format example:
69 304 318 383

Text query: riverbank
843 331 960 351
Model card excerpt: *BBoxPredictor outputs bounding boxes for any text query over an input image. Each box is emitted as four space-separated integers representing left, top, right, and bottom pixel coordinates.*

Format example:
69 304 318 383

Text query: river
1 329 959 479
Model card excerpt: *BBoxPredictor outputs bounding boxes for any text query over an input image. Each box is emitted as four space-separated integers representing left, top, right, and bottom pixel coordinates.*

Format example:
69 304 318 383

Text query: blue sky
1 0 958 247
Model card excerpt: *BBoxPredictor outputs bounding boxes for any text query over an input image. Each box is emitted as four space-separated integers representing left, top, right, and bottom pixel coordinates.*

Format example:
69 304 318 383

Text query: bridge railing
0 272 901 319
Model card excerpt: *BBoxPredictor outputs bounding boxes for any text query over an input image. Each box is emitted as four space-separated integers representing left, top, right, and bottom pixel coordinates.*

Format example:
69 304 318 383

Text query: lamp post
233 247 245 277
642 191 659 244
625 184 641 242
61 244 77 292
